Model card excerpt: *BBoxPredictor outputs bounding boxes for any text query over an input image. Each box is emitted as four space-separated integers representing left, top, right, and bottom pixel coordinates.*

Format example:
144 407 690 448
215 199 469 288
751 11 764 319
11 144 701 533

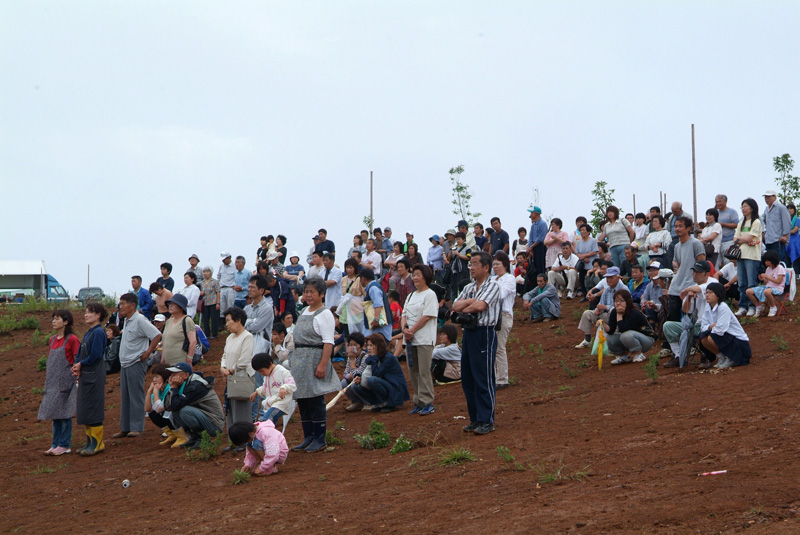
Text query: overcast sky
1 1 797 297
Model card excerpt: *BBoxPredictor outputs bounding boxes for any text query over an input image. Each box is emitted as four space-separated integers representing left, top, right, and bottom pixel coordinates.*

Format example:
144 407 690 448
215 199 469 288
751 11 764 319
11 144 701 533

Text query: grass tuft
353 419 391 450
440 446 476 466
231 469 251 485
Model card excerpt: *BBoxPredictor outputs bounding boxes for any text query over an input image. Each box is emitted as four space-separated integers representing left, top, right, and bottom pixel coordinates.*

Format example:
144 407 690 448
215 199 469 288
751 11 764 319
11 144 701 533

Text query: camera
450 311 478 330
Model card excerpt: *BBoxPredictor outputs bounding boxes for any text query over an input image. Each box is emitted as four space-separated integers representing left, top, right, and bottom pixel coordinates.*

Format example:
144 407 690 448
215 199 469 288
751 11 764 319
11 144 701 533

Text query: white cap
763 189 778 197
220 251 231 259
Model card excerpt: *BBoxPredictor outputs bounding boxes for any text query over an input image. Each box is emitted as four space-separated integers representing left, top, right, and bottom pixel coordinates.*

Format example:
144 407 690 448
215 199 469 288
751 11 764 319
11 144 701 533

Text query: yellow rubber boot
171 428 190 449
81 425 104 456
78 426 91 454
159 427 177 446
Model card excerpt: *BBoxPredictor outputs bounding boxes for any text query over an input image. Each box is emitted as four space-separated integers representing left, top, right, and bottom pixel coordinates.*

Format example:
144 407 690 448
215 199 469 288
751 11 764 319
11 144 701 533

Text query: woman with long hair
492 251 516 390
597 289 654 365
733 198 763 317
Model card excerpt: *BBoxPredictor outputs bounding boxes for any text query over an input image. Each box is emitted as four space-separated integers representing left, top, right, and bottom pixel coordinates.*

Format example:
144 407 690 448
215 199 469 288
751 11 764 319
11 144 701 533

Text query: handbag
227 370 255 400
724 243 741 260
703 242 715 258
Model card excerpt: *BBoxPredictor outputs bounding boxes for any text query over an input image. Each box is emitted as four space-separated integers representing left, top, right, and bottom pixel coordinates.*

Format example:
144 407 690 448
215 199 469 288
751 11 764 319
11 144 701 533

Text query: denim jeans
173 405 222 437
52 418 72 448
737 259 760 308
346 376 392 406
765 241 787 264
251 372 265 420
610 245 626 268
261 406 286 425
530 298 555 319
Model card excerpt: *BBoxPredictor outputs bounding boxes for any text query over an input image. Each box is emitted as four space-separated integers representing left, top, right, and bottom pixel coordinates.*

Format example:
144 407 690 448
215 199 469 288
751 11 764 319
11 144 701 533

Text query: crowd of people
36 190 799 473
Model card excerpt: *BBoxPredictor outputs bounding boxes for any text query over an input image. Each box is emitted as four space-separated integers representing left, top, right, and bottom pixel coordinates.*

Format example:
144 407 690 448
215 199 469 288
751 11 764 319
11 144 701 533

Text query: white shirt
550 253 579 270
221 330 255 376
684 277 718 319
307 264 323 280
322 266 343 308
362 251 383 276
719 262 737 282
401 288 438 346
702 303 749 341
179 284 200 318
493 272 516 314
701 222 723 253
302 307 335 344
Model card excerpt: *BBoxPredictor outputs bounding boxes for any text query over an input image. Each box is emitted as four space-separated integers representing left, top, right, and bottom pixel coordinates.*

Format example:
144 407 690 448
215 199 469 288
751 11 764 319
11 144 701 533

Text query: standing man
217 252 236 317
361 238 383 277
314 229 335 256
473 223 489 252
762 189 792 263
715 195 739 267
373 228 388 262
528 206 548 285
233 256 249 309
113 292 162 439
452 252 502 436
490 217 510 255
187 254 203 285
244 274 275 419
131 275 154 319
321 253 343 308
307 235 320 265
667 216 706 322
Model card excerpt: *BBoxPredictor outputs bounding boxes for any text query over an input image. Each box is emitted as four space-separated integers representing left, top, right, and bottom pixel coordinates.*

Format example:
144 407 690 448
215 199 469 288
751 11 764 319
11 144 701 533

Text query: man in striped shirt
452 251 502 436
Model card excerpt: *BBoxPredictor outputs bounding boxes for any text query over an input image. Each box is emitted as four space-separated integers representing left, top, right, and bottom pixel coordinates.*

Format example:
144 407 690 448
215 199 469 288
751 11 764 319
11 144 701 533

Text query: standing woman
401 265 439 415
787 203 800 278
699 208 722 268
512 227 528 259
491 251 515 390
734 198 763 316
39 310 80 456
160 294 197 365
180 272 201 319
291 277 341 453
643 215 671 265
340 258 365 335
71 303 108 456
200 266 220 340
220 307 255 430
597 205 634 268
544 218 569 269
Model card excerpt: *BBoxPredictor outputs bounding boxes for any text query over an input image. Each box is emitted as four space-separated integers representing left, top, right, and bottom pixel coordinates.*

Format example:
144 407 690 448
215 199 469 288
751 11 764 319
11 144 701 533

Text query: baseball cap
690 260 711 273
648 261 661 270
763 189 778 197
457 219 468 228
167 362 192 374
384 227 392 232
220 251 231 259
605 266 621 277
267 251 279 261
528 206 542 214
153 313 166 322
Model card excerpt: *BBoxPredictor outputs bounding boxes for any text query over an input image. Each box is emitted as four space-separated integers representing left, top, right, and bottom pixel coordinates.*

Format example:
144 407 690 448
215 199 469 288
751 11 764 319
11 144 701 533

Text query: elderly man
233 256 249 309
452 251 502 435
164 362 225 449
547 242 579 299
574 266 627 348
715 194 739 267
619 245 646 279
361 238 383 277
627 265 650 305
457 219 477 251
113 292 162 439
187 254 203 285
523 273 560 322
217 252 236 317
528 206 548 286
266 251 285 278
762 189 792 263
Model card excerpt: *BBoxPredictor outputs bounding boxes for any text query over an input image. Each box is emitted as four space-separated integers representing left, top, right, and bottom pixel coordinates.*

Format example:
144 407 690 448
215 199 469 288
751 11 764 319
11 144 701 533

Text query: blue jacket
358 352 410 407
137 287 154 318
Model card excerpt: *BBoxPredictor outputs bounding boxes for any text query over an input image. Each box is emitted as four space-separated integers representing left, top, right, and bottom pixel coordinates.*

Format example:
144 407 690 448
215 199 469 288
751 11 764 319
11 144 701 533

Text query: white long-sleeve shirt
254 364 296 414
701 303 749 342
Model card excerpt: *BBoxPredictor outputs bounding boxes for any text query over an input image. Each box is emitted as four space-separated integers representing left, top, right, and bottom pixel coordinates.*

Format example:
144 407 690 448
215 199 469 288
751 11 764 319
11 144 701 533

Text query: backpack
104 335 121 374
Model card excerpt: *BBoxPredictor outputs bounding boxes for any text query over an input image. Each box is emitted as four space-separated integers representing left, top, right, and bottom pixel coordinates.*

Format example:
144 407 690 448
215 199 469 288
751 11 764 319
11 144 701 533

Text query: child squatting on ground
228 420 289 476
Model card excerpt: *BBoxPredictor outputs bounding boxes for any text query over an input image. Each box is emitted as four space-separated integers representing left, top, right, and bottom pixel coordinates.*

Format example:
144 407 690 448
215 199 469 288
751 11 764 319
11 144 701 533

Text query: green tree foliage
590 181 616 233
773 154 798 205
450 165 481 225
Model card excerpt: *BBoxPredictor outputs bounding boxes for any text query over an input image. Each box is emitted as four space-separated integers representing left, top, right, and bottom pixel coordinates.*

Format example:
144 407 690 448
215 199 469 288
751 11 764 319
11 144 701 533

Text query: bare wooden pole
691 124 698 227
633 194 636 215
370 171 373 229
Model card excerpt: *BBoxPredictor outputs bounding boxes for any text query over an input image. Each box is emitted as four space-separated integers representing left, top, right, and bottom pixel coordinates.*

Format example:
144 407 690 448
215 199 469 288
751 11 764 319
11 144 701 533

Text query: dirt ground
1 296 799 535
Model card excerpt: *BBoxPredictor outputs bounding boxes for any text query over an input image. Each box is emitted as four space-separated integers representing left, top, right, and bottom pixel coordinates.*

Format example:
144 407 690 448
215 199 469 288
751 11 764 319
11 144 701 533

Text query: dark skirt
76 359 106 425
710 332 751 366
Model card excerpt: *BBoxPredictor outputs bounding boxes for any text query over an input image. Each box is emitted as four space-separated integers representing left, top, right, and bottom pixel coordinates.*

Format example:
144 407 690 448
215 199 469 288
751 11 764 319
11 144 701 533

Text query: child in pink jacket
228 420 289 476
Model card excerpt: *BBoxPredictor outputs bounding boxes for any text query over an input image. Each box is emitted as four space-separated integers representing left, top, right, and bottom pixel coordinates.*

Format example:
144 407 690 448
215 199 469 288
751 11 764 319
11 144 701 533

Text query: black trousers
297 395 326 422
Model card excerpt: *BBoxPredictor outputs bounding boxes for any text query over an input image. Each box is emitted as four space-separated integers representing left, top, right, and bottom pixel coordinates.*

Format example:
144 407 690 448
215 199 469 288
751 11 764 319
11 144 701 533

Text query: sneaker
658 348 673 358
473 423 495 435
408 405 421 415
663 357 680 368
43 447 56 456
531 317 544 323
51 446 71 456
542 318 552 323
418 404 435 416
735 307 747 317
575 340 591 349
462 422 479 433
713 355 731 369
717 358 735 369
611 355 631 365
345 402 364 412
746 307 756 317
632 353 647 363
754 306 763 317
567 290 574 300
698 359 713 370
768 307 778 317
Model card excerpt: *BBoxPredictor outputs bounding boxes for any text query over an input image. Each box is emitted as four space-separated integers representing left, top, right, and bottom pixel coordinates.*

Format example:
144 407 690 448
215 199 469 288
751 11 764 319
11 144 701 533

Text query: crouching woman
599 289 655 365
700 282 752 369
345 333 410 413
